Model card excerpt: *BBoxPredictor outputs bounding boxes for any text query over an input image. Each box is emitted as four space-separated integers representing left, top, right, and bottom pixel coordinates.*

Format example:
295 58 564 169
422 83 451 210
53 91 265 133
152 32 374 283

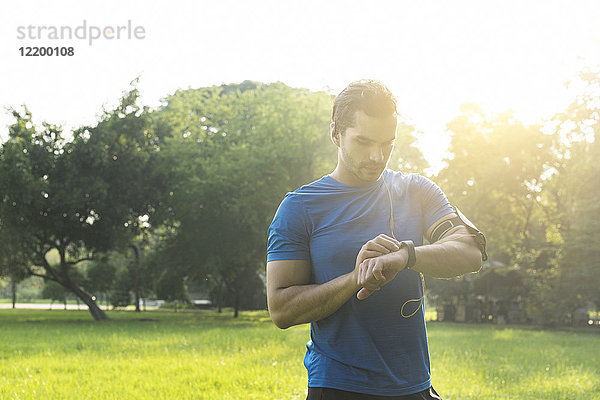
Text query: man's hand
354 234 400 266
356 251 408 300
353 234 406 300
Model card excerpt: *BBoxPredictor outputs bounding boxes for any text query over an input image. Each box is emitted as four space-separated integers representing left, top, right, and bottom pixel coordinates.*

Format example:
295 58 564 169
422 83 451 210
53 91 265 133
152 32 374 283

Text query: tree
153 81 336 316
86 258 116 307
155 268 189 311
387 122 429 174
0 238 29 308
42 280 67 310
540 68 600 319
111 269 132 309
437 104 554 262
0 82 170 320
434 104 558 323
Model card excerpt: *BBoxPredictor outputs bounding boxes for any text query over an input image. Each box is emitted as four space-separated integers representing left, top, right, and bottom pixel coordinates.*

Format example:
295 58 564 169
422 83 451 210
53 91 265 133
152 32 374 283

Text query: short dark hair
332 80 397 136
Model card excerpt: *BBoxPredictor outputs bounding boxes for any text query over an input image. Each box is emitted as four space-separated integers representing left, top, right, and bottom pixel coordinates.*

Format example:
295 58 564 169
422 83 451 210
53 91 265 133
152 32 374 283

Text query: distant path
0 303 142 310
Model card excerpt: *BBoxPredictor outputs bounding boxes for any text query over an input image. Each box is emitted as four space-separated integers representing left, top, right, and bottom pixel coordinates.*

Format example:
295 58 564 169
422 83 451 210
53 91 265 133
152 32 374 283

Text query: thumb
356 287 375 300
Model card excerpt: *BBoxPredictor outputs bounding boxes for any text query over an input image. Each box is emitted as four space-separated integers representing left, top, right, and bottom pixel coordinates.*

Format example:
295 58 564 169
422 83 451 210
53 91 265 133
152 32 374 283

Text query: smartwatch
399 240 416 270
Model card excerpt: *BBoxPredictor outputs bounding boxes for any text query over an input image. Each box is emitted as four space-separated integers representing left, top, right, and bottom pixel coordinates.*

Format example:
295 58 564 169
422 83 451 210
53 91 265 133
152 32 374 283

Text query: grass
0 309 598 399
428 323 599 399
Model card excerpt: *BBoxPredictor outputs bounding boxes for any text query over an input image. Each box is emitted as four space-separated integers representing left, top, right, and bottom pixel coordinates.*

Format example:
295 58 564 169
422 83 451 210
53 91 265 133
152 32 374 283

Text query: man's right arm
267 234 400 329
266 259 359 329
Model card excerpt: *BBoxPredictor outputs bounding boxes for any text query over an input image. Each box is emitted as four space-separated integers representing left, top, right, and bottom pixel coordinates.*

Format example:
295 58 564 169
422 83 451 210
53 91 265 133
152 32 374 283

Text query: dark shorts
306 386 442 400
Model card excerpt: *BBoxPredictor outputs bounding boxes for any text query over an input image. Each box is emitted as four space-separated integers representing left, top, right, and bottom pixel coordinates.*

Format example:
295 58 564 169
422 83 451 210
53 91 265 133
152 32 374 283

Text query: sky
1 0 599 173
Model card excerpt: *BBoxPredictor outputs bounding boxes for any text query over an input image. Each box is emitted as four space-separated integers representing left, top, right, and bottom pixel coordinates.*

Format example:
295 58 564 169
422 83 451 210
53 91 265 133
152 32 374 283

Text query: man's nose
369 146 384 162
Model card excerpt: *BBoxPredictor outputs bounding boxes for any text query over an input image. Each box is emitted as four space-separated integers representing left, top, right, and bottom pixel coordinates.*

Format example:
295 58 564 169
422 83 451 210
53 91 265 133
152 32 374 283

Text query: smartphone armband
429 206 488 261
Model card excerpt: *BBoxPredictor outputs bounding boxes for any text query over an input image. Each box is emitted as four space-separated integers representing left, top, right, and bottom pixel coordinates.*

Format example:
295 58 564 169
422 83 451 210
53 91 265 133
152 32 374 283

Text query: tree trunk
43 249 109 320
217 281 224 313
131 244 141 312
64 281 109 321
233 291 240 318
135 290 141 312
11 278 16 309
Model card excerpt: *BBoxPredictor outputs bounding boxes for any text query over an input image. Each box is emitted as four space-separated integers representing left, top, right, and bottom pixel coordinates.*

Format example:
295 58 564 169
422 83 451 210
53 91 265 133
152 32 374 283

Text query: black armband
429 207 488 261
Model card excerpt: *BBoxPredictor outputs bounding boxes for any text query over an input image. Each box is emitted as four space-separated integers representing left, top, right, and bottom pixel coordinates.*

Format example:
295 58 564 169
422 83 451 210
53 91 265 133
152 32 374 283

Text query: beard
341 148 386 184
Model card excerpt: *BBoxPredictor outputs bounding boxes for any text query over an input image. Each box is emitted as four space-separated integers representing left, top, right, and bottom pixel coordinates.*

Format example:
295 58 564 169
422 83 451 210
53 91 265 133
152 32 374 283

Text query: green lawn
0 309 598 399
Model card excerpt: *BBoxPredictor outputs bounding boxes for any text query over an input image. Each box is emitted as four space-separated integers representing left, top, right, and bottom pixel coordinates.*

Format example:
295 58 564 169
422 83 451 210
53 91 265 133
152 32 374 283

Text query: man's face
334 110 397 185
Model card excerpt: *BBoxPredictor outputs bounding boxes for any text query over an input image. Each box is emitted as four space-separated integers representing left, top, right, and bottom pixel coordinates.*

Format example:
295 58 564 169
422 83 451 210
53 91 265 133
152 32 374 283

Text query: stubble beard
342 149 386 184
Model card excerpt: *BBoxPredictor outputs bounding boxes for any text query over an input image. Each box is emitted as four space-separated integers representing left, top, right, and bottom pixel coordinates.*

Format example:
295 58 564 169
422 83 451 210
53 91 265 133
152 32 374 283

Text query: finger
358 259 369 286
357 287 375 300
364 241 395 254
372 261 385 282
359 259 378 287
361 273 382 292
367 237 400 253
365 259 381 284
379 233 401 244
372 235 400 252
378 233 401 245
361 256 383 281
358 250 386 264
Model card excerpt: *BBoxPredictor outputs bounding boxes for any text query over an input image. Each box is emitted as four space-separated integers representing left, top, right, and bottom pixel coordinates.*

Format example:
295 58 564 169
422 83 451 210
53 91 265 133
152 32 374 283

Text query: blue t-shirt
267 169 452 396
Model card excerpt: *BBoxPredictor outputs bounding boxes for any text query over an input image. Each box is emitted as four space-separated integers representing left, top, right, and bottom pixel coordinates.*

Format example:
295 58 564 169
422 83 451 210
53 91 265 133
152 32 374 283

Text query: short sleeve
415 175 453 235
267 193 310 262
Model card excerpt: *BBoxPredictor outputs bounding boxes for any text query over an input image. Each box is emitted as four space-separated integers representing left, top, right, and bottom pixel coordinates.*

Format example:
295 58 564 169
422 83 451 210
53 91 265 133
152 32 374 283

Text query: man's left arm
411 175 484 278
413 213 483 278
356 213 483 299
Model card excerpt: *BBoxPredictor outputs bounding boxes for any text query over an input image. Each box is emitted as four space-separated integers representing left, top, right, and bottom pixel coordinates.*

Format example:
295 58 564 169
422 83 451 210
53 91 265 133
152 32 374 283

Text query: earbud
330 122 340 146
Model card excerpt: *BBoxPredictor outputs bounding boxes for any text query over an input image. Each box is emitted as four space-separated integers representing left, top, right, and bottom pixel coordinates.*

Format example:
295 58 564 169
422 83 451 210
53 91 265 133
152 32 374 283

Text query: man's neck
329 166 357 186
329 166 383 186
329 167 347 184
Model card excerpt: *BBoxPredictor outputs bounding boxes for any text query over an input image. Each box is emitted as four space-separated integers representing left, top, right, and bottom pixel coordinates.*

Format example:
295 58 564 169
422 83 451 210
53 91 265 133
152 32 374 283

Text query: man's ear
330 122 340 147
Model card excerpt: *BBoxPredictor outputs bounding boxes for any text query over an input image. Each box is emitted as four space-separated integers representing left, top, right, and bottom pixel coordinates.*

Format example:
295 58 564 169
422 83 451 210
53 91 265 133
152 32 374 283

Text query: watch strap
400 240 416 270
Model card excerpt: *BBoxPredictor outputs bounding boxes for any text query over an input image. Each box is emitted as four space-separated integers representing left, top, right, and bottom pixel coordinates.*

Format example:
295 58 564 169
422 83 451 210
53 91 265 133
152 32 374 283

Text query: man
266 80 486 399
